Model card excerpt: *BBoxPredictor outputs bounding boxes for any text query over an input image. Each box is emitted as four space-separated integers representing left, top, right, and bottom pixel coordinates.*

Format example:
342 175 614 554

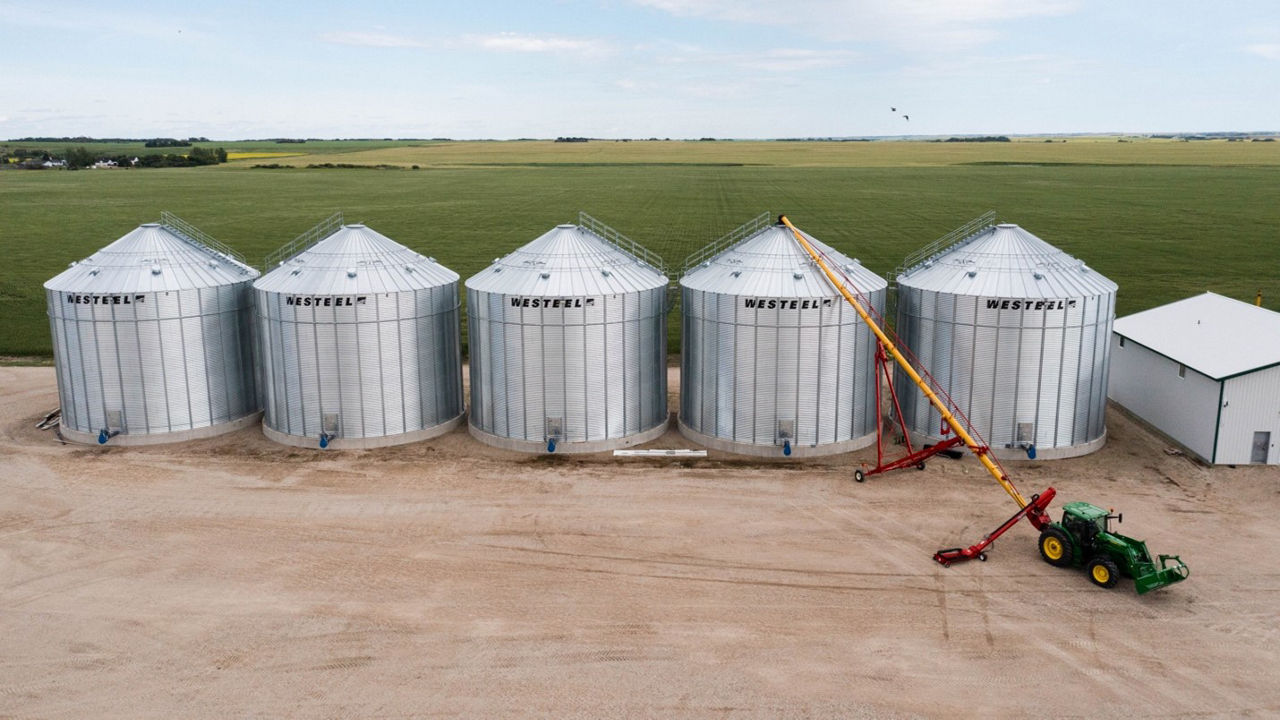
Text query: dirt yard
1 365 1277 718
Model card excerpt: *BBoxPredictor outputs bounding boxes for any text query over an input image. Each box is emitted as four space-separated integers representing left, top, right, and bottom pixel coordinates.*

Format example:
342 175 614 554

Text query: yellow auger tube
779 215 1029 508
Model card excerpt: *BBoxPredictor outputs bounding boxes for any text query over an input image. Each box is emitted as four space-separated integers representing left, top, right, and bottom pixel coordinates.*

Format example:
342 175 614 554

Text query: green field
3 139 1279 357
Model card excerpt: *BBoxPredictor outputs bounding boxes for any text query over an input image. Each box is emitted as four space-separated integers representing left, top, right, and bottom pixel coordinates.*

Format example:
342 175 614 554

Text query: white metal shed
1109 292 1280 464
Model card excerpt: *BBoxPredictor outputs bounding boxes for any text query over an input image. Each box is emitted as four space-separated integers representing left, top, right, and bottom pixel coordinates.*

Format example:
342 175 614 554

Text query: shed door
1251 431 1270 464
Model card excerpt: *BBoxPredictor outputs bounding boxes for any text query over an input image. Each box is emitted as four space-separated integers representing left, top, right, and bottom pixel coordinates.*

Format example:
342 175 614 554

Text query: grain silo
44 213 260 445
894 214 1117 459
679 213 886 457
255 214 464 449
466 213 668 453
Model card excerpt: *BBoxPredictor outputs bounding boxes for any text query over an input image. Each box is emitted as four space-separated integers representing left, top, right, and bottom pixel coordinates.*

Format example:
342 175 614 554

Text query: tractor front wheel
1038 527 1073 568
1087 557 1120 589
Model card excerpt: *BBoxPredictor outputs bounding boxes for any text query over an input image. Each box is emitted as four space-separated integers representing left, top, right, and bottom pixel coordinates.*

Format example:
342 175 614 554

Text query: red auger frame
855 345 965 483
933 487 1056 566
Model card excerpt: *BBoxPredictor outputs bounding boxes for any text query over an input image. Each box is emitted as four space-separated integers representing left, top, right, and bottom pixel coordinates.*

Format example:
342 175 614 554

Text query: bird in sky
903 114 910 121
890 106 896 112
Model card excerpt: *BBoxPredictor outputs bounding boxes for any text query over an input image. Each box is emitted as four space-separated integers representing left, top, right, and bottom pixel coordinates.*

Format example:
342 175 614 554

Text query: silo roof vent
255 222 458 295
679 212 885 299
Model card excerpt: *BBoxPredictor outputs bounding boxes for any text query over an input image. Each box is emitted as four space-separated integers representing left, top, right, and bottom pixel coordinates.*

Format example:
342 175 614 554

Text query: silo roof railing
160 210 248 267
892 210 997 282
680 211 772 276
577 211 666 276
263 211 344 269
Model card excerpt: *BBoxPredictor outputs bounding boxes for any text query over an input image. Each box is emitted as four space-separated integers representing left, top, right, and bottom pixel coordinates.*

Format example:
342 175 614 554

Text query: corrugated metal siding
255 225 464 443
894 224 1115 454
47 283 258 436
44 221 260 440
1107 334 1219 462
896 286 1113 452
1217 366 1280 464
465 221 668 450
680 287 883 448
256 284 463 441
467 287 668 446
678 220 885 452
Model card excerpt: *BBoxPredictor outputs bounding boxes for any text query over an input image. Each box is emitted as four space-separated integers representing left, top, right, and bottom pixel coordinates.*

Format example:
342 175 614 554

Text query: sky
2 0 1278 139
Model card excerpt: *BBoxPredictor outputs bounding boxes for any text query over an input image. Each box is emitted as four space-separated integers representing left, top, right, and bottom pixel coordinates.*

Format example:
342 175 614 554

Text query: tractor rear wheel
1038 527 1073 568
1087 557 1120 589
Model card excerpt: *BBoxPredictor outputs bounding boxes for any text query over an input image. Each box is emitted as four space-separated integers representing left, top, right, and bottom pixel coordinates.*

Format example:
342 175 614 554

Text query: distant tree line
939 136 1011 143
144 138 199 147
13 136 210 146
15 135 202 143
3 144 227 169
555 137 589 143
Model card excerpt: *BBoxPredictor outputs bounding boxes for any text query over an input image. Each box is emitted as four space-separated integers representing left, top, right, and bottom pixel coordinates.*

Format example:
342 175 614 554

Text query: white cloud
319 29 613 58
650 42 855 72
464 32 613 57
319 31 427 48
1245 43 1280 60
631 0 1077 51
738 48 857 72
900 53 1093 79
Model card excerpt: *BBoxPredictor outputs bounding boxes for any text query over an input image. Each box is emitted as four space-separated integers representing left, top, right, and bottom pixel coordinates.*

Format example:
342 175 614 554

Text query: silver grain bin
679 213 886 457
254 215 464 449
44 213 260 445
466 213 669 453
894 215 1117 459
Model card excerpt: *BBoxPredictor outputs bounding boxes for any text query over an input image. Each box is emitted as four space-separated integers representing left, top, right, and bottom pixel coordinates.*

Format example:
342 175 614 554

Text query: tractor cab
1061 501 1115 540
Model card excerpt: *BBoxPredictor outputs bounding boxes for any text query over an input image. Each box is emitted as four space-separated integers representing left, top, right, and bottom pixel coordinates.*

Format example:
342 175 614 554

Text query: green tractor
1038 502 1189 594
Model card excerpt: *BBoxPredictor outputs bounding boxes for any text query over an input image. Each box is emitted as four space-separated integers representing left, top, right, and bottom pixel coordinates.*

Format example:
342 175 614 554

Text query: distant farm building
1109 292 1280 465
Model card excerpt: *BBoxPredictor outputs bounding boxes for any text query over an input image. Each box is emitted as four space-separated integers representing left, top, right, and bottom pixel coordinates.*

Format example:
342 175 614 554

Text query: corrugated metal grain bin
894 215 1117 459
44 213 260 445
679 213 886 456
255 215 464 448
466 213 669 453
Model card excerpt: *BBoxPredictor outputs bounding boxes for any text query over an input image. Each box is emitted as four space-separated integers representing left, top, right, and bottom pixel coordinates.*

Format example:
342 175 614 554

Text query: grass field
3 139 1279 357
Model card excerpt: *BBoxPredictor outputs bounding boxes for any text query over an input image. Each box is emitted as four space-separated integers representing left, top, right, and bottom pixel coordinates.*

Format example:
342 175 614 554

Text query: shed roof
1113 292 1280 380
255 224 457 295
681 221 885 298
465 222 666 296
897 223 1116 298
44 222 257 294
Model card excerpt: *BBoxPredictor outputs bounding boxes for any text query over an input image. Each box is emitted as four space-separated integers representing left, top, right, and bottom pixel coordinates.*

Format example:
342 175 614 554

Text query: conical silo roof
896 223 1115 297
255 224 457 294
45 220 257 293
681 221 885 297
466 221 666 295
